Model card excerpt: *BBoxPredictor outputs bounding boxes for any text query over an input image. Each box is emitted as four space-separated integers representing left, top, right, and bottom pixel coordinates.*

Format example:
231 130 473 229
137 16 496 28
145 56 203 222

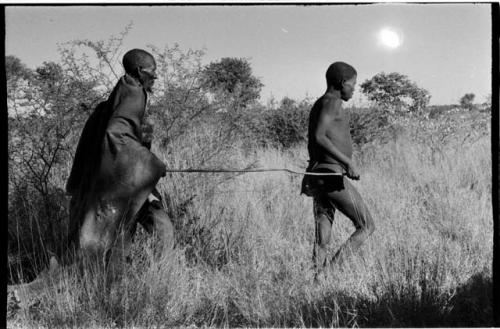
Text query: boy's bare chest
330 109 351 131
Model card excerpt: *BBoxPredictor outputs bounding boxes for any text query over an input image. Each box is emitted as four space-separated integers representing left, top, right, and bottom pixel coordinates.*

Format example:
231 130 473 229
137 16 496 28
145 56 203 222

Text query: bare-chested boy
302 62 375 273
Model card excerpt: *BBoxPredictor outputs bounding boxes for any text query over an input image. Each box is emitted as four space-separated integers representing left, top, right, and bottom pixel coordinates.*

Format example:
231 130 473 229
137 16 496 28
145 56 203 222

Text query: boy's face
341 75 357 101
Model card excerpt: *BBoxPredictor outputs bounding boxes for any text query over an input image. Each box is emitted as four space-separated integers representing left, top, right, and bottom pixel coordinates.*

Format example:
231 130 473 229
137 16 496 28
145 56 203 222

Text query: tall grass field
7 109 493 328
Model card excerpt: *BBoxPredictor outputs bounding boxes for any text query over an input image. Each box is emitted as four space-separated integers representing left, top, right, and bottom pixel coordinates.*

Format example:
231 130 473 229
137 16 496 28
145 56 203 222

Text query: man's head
326 62 357 101
122 49 157 92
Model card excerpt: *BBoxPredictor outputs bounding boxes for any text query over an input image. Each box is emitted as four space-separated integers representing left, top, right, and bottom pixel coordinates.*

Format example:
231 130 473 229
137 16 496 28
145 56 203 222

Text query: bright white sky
6 4 492 105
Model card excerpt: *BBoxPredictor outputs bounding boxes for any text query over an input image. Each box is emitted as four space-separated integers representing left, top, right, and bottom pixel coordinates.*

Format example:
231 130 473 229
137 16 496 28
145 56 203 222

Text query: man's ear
134 66 142 79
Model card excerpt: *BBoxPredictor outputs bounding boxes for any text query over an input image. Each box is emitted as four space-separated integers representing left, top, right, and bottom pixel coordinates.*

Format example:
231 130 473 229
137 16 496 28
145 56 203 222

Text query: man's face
139 62 157 93
341 75 357 101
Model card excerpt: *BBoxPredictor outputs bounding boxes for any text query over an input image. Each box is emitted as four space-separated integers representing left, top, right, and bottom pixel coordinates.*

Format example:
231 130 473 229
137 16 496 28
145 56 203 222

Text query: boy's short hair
326 62 357 89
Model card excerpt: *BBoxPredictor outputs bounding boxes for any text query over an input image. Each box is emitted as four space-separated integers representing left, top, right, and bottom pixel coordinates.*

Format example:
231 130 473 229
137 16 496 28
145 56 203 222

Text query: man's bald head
122 49 157 92
326 62 357 90
122 49 156 76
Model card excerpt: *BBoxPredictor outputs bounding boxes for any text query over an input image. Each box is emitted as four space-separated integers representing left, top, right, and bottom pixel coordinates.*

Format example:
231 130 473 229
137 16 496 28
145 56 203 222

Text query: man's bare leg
135 194 175 256
149 207 175 255
326 179 375 266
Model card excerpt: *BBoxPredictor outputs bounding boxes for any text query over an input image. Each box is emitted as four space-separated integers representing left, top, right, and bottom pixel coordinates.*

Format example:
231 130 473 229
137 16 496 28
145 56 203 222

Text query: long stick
164 168 343 176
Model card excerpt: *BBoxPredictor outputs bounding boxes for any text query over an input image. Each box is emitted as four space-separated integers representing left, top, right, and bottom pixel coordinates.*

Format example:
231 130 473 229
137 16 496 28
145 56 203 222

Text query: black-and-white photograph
6 3 495 327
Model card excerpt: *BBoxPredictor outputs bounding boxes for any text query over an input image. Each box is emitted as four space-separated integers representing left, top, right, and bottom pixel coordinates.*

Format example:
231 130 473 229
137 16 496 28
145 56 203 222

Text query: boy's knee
318 232 331 246
367 220 375 235
363 216 375 235
355 213 375 236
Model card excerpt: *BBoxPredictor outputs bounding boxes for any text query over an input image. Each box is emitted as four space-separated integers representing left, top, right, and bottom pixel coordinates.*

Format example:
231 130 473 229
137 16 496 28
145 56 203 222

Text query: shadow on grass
297 272 493 327
8 270 493 328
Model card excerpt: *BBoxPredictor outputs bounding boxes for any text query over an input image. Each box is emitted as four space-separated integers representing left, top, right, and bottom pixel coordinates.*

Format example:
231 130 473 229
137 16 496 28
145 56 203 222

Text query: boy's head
326 62 357 101
122 49 157 92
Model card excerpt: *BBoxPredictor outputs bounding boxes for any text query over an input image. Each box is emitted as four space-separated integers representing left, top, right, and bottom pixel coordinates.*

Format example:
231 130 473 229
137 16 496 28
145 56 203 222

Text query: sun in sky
377 27 403 49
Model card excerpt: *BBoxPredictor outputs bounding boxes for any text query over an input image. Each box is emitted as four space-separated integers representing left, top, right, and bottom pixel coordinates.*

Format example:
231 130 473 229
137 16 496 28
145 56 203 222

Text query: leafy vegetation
360 72 431 114
201 57 264 110
459 92 475 110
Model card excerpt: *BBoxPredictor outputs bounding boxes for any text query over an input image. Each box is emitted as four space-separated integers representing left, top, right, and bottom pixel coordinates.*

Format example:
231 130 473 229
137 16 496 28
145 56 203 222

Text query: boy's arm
315 98 351 166
315 97 359 179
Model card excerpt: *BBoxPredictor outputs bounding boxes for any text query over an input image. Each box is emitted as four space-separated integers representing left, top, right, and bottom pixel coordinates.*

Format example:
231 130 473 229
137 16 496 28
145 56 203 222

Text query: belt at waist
308 161 346 174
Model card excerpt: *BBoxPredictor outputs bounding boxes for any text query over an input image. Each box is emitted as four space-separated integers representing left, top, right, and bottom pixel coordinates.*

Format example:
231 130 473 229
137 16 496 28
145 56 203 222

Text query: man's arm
141 117 154 150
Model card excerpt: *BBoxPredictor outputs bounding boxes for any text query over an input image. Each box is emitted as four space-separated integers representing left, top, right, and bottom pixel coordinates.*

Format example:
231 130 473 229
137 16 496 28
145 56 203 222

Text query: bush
239 97 310 150
349 106 403 146
264 99 309 148
8 182 69 283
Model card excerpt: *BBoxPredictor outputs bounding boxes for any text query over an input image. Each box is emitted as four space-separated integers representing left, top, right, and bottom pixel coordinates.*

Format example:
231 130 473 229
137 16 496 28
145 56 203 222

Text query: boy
302 62 375 273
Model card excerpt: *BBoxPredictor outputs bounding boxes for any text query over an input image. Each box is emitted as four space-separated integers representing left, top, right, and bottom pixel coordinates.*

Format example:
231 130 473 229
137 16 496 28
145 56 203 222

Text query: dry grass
8 115 493 328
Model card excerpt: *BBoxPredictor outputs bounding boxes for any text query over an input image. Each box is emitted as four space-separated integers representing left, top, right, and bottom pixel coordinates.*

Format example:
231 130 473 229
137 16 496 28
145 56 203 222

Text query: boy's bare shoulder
321 94 343 116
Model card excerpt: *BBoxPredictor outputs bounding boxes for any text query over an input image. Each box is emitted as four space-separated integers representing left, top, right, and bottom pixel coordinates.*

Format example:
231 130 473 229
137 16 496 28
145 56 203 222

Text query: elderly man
66 49 173 267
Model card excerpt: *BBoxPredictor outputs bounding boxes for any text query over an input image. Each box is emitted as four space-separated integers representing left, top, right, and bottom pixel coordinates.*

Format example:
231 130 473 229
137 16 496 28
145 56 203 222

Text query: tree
145 44 212 146
360 72 431 114
201 57 263 110
6 55 32 89
6 55 33 116
459 93 475 110
268 97 309 148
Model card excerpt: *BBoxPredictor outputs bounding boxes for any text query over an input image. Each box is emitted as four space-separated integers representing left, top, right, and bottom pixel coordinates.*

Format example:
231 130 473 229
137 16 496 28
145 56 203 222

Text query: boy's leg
312 194 335 271
326 179 375 266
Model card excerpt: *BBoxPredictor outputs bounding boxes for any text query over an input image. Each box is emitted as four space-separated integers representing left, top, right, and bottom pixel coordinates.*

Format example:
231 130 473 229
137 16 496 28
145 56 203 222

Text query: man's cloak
66 74 166 254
